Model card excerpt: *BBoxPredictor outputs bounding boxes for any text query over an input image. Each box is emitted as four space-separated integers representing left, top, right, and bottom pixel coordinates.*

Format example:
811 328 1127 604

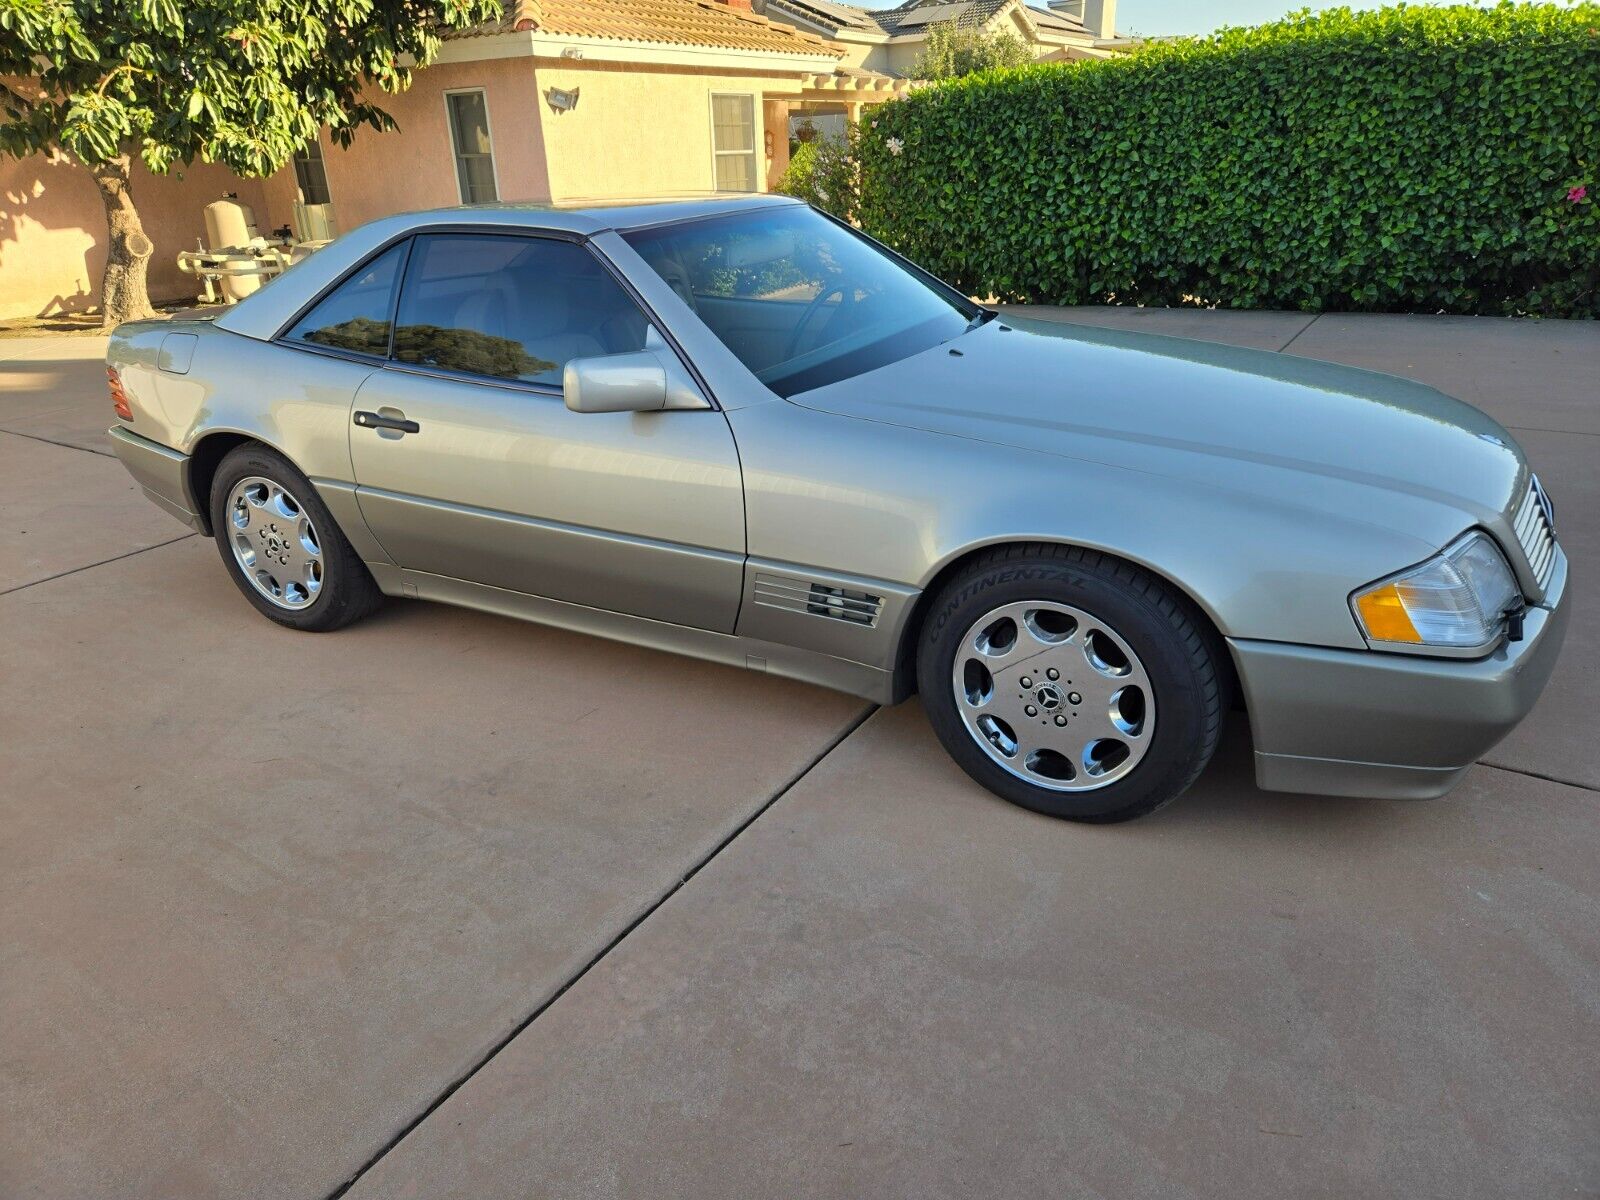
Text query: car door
345 231 746 633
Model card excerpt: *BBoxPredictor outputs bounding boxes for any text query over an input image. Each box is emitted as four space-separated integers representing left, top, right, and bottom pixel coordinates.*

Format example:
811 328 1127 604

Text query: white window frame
709 92 759 195
443 87 501 205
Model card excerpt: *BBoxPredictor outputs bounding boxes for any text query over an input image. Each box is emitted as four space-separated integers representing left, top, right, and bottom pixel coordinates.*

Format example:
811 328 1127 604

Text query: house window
292 140 331 206
711 94 757 193
446 90 499 204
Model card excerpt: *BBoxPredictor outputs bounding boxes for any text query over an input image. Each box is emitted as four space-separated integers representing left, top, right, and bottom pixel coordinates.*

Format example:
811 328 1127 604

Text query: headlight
1352 531 1521 650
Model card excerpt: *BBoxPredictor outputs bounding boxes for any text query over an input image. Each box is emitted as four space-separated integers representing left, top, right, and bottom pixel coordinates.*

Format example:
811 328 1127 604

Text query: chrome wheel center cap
1035 683 1063 711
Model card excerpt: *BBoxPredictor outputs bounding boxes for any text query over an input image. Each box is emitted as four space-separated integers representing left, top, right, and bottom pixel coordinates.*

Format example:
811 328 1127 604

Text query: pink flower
1568 185 1589 204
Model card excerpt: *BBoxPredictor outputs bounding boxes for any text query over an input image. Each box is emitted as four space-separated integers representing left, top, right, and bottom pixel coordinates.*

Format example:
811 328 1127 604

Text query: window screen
711 94 757 193
392 234 649 386
282 241 408 357
447 91 498 204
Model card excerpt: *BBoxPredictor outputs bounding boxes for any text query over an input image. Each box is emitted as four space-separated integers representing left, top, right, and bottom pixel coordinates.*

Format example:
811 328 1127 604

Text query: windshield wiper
965 308 999 332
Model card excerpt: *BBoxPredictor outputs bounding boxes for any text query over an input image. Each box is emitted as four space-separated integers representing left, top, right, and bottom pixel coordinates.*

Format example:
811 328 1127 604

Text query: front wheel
209 443 383 632
917 545 1224 823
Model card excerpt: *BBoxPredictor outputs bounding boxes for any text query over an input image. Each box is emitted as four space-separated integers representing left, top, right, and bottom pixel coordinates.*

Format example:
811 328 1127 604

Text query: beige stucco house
750 0 1118 163
2 0 911 320
757 0 1119 79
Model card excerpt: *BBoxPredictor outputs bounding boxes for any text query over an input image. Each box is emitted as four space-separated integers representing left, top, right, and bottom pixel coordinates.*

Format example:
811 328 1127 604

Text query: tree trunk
89 154 157 329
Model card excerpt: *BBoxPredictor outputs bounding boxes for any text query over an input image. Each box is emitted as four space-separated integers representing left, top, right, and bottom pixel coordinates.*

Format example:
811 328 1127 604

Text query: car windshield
623 206 978 398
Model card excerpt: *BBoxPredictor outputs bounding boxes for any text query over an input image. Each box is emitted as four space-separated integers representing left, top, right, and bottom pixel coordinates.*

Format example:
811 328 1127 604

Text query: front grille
1512 476 1557 590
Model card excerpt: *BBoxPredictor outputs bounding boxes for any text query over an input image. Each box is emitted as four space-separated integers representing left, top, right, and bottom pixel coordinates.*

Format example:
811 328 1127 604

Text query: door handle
353 410 420 434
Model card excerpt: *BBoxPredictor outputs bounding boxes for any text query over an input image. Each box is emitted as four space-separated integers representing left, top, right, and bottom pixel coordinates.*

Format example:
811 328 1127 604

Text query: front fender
732 400 1439 652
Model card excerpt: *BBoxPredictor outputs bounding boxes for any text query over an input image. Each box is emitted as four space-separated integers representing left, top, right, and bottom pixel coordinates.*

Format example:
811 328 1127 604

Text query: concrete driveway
2 312 1595 1199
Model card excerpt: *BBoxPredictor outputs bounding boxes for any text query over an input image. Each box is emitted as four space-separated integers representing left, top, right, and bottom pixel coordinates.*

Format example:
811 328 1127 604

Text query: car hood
788 315 1526 534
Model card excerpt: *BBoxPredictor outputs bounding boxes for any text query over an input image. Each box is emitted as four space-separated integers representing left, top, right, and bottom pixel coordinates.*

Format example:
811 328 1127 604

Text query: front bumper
1230 547 1570 799
108 426 202 532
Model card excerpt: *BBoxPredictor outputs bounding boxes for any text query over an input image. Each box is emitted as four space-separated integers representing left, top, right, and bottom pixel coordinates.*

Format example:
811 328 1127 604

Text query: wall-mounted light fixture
545 86 580 113
560 46 584 59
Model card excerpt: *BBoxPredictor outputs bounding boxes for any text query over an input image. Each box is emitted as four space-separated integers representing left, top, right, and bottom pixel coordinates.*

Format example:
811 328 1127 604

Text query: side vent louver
753 573 883 628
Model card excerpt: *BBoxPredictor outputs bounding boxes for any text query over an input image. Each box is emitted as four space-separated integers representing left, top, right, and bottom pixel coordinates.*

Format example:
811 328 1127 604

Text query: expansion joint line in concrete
324 703 880 1200
0 427 115 457
0 534 196 597
1274 313 1322 354
1479 760 1598 795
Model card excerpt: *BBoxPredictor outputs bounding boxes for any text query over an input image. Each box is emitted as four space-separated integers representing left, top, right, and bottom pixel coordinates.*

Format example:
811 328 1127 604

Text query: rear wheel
209 443 382 631
917 545 1223 823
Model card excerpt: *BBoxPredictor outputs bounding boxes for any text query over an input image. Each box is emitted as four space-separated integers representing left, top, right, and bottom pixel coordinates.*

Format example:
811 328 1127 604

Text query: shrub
776 138 822 198
914 22 1032 80
776 129 860 221
854 4 1600 316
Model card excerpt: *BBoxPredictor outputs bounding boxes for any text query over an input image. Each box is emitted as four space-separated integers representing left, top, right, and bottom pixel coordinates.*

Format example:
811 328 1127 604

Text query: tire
917 544 1224 823
208 442 383 632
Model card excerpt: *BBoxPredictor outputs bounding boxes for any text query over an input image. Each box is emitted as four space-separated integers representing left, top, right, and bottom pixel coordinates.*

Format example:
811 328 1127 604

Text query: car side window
282 241 409 357
391 234 650 387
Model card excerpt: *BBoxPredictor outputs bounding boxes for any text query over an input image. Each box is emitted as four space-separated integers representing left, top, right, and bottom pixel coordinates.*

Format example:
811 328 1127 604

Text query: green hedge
853 4 1600 316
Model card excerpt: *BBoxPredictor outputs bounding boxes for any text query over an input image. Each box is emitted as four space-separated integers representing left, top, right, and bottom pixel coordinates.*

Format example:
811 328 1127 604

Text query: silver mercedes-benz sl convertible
107 196 1569 822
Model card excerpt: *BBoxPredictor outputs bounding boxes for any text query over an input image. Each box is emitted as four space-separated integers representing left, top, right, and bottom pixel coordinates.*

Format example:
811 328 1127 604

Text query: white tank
203 198 259 251
203 199 265 301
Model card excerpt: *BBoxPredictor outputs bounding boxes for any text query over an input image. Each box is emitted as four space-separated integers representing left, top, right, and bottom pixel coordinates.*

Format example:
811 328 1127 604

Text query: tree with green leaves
0 0 501 328
912 20 1031 81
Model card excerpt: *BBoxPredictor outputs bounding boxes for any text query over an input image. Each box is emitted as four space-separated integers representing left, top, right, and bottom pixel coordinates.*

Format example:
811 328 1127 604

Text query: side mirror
564 351 668 414
563 344 710 413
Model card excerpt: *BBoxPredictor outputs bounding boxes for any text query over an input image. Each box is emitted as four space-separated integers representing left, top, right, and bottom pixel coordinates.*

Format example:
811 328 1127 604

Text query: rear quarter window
282 242 409 356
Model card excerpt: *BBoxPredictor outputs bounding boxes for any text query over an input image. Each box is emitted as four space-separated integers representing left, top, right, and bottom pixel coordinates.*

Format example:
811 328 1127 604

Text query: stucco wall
0 153 267 319
763 98 792 188
0 58 547 320
262 57 787 224
831 40 882 72
884 41 931 78
530 61 799 200
256 57 552 234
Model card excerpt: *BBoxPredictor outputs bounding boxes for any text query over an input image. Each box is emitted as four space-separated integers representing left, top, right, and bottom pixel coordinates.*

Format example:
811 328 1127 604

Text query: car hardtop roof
212 194 806 342
391 193 804 236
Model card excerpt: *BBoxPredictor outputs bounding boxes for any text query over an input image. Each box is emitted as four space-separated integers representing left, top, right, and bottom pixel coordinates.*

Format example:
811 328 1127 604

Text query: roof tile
456 0 841 56
760 0 882 35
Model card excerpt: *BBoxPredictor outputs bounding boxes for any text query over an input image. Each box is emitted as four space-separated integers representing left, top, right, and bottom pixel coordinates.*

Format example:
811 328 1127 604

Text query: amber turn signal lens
1355 583 1423 643
107 366 133 421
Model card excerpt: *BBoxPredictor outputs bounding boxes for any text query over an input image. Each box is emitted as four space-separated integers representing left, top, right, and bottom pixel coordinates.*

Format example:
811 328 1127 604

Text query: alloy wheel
226 476 324 610
950 600 1155 791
